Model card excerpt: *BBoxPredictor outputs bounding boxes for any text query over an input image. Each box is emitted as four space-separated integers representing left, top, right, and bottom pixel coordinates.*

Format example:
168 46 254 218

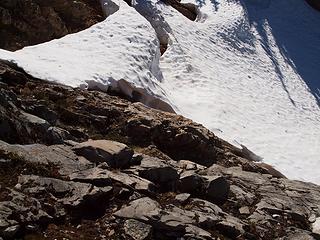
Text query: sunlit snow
0 0 319 183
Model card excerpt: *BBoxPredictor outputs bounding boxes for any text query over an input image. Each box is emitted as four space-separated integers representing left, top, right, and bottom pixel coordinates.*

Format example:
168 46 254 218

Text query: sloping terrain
0 0 319 183
1 61 320 239
144 0 320 183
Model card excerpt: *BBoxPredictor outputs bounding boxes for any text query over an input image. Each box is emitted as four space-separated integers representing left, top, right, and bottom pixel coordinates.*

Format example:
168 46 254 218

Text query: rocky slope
1 61 320 240
1 0 320 239
0 0 104 51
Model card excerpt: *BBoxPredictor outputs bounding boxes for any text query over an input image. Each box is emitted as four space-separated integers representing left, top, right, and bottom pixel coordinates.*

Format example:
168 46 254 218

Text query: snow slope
134 0 320 183
0 0 174 112
0 0 319 183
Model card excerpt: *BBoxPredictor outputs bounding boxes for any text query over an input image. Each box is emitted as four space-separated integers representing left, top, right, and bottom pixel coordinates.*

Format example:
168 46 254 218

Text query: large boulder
73 140 134 168
130 155 179 191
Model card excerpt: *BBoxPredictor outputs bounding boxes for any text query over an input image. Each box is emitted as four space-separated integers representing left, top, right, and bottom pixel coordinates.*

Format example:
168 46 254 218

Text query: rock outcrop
0 0 104 51
0 60 320 239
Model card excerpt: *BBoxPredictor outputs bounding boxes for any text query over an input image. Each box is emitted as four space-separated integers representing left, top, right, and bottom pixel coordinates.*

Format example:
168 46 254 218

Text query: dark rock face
0 0 104 51
306 0 320 11
72 140 134 168
161 0 197 21
0 61 320 239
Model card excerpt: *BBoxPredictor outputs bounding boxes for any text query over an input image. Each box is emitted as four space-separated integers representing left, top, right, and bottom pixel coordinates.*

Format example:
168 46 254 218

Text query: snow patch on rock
0 0 174 112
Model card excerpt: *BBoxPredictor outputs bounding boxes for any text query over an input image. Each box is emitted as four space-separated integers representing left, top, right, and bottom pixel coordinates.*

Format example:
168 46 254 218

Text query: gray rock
158 205 219 234
2 225 20 238
178 171 203 194
131 156 179 190
229 184 255 205
203 175 229 204
216 215 245 239
70 167 156 193
18 175 113 209
278 229 317 240
73 140 133 168
47 126 72 144
179 172 229 204
0 142 92 177
124 219 152 240
0 189 51 232
184 225 212 239
175 193 191 204
20 111 49 126
187 198 224 216
178 160 206 171
312 217 320 236
114 197 161 222
24 104 58 125
239 206 250 215
115 198 218 238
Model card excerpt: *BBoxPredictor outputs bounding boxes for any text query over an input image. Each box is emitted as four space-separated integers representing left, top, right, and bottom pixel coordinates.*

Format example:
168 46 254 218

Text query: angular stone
216 215 245 239
184 225 212 239
175 193 191 204
178 160 206 171
158 205 219 234
0 142 92 177
18 175 113 209
114 197 161 222
73 140 133 168
178 171 203 194
229 184 255 205
130 156 179 190
203 175 229 204
239 206 250 215
70 167 156 193
124 219 152 240
187 198 224 216
0 189 51 233
312 217 320 236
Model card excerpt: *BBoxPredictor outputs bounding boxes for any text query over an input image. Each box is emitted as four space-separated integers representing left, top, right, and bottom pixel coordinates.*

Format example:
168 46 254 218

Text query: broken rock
73 140 134 168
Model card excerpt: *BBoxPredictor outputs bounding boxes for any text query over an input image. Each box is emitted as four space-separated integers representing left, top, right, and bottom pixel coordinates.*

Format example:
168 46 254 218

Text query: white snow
0 0 319 183
0 0 174 112
133 0 320 184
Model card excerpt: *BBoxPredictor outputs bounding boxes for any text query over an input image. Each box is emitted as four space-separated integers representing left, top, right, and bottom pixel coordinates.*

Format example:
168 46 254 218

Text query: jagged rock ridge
0 61 320 239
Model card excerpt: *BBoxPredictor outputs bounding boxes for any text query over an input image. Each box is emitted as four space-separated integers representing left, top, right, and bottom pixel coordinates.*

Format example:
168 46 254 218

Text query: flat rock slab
114 197 221 238
70 167 156 193
124 219 152 240
73 140 133 168
0 141 92 176
114 197 161 222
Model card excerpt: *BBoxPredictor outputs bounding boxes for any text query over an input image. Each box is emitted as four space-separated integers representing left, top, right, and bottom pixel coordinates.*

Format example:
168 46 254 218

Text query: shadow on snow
242 0 320 106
